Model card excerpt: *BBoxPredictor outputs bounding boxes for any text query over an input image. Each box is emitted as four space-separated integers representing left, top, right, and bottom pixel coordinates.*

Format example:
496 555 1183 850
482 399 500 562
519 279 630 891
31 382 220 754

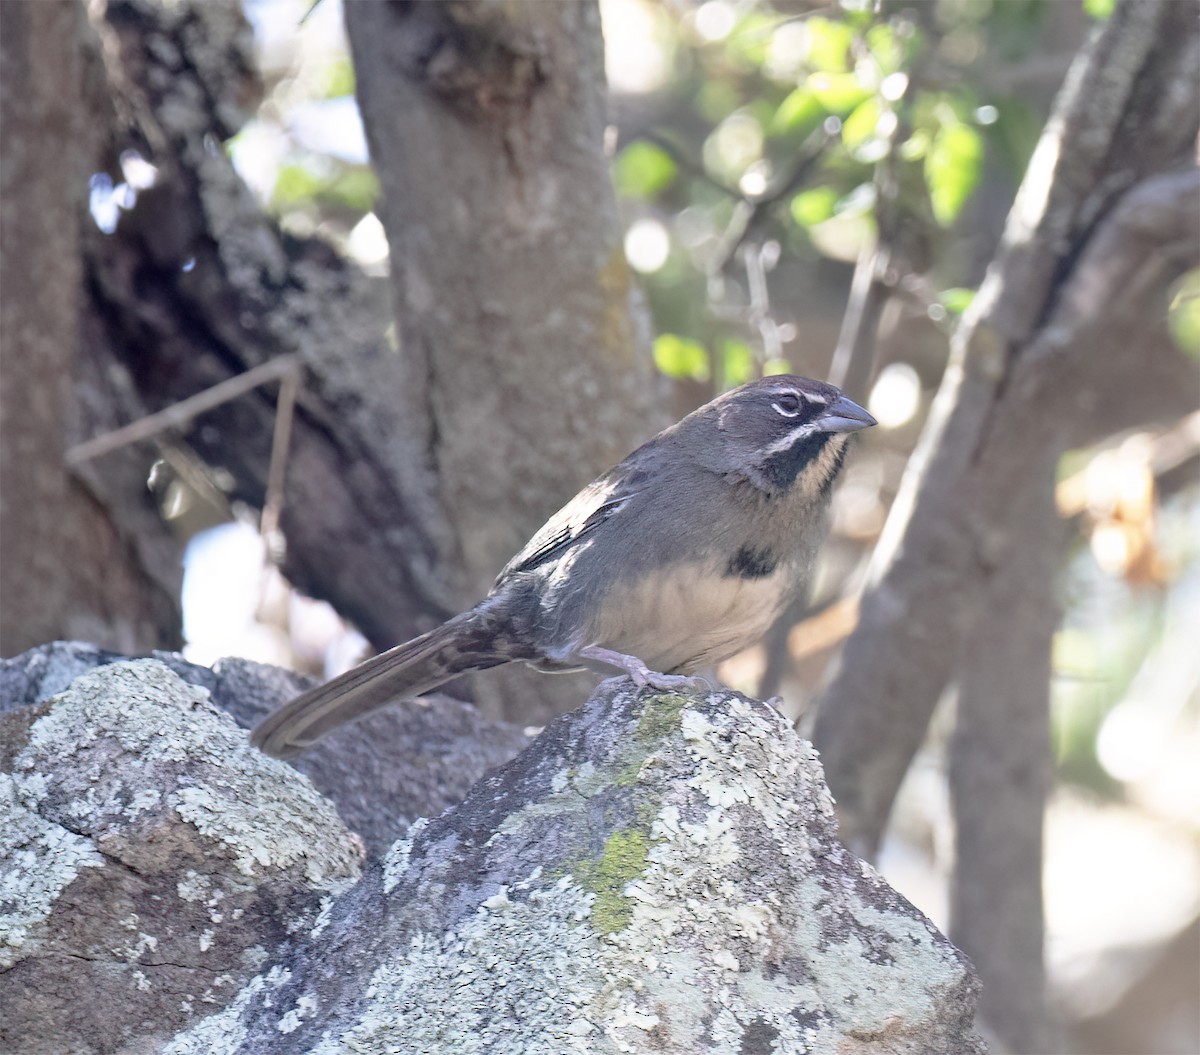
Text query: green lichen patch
633 691 690 745
612 758 646 787
571 829 650 935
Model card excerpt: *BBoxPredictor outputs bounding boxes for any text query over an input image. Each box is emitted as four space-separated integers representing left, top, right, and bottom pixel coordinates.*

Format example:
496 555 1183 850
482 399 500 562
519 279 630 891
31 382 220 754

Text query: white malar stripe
763 422 818 455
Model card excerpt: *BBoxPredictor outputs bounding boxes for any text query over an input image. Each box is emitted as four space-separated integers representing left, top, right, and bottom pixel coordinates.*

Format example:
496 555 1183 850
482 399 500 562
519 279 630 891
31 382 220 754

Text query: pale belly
588 562 793 674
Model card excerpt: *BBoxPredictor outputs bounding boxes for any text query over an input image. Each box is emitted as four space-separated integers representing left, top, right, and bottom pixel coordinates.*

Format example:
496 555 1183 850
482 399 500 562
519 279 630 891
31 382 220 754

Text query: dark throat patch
726 544 778 579
760 432 832 492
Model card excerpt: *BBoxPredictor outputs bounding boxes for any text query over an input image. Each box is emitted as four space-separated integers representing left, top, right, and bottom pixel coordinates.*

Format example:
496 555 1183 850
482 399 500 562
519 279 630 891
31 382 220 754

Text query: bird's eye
771 392 803 418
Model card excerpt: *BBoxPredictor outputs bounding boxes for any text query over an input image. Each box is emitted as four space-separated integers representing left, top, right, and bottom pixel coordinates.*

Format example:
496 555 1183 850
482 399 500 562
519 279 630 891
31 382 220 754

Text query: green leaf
771 88 826 136
939 287 976 315
725 11 778 67
806 207 873 262
899 128 930 161
321 56 356 99
789 186 839 227
614 141 678 199
805 17 855 73
1168 270 1200 359
834 181 877 216
272 163 324 207
841 97 881 150
1083 0 1115 19
807 72 872 115
654 334 710 381
722 339 754 387
837 0 874 27
926 123 983 226
865 23 902 75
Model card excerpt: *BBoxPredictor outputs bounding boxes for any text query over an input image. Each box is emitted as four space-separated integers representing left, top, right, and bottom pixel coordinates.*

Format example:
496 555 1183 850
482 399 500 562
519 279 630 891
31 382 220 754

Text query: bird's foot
640 670 710 693
579 646 709 694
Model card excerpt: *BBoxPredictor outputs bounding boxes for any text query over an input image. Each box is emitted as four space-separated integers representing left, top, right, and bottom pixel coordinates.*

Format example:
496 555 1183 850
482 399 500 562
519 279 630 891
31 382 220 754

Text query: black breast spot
726 544 778 579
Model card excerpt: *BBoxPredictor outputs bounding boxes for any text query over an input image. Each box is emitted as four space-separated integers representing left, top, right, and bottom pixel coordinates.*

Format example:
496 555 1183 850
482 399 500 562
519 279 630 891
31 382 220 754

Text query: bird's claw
640 670 708 693
579 645 709 695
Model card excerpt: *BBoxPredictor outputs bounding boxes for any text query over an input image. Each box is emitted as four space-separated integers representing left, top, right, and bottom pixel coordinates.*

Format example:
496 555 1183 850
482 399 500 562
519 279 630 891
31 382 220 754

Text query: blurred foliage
227 0 378 257
653 332 711 381
1052 600 1159 796
1082 0 1116 20
605 0 1053 388
271 162 378 213
236 0 1056 387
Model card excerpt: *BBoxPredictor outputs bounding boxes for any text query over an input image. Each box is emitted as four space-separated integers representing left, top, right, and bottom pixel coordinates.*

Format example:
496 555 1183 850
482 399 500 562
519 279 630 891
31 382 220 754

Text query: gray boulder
0 641 531 857
0 648 984 1054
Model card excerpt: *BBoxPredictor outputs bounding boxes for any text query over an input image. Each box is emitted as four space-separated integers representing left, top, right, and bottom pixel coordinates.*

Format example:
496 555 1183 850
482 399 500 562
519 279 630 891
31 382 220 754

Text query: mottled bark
0 0 181 656
814 0 1200 860
81 0 456 656
345 0 666 720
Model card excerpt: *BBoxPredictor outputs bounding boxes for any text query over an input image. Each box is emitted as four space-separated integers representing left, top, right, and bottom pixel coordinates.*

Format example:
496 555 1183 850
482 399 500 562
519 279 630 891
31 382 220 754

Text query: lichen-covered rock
176 685 985 1054
1 641 531 856
0 660 361 1055
1 652 984 1054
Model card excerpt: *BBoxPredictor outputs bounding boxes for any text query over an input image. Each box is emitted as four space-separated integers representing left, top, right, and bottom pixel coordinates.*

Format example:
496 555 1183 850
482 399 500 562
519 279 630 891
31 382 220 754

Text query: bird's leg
577 645 710 692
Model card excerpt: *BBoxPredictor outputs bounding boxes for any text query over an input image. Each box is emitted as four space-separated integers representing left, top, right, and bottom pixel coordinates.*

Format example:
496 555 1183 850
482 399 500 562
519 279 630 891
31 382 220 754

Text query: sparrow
252 375 875 757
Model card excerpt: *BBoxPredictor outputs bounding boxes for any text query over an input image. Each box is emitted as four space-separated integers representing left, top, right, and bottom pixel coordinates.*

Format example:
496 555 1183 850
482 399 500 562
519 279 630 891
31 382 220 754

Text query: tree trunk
950 462 1062 1054
0 0 181 657
345 0 665 720
82 0 460 661
345 0 663 599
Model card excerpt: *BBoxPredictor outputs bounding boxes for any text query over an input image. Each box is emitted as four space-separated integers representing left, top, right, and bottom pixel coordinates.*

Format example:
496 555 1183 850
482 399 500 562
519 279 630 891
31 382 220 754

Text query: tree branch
65 355 300 467
813 0 1199 861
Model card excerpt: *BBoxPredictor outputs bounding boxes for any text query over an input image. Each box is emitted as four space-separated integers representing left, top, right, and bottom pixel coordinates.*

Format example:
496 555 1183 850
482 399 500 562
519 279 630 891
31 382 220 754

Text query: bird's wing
499 465 642 580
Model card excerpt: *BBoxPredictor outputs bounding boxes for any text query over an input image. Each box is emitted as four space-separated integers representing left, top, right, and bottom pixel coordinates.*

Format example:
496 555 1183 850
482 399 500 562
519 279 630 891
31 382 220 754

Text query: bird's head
696 375 876 496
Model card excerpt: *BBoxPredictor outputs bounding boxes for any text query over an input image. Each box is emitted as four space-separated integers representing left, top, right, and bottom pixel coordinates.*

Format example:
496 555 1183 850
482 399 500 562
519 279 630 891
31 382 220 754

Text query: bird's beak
816 394 877 434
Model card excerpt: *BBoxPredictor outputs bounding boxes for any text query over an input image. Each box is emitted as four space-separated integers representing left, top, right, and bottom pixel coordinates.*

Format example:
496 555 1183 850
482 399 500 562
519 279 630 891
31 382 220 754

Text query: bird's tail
251 608 511 759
